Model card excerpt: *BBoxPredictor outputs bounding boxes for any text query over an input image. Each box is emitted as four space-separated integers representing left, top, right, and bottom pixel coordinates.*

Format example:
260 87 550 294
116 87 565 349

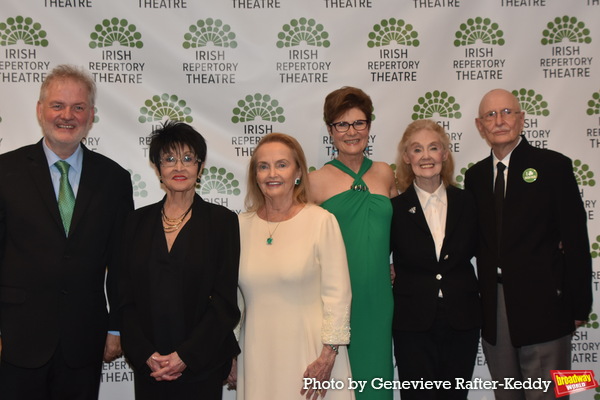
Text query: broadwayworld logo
411 91 462 120
138 93 193 124
367 18 420 48
453 17 505 47
276 18 330 48
182 18 237 49
231 93 285 124
0 16 48 47
541 16 592 45
89 18 143 49
551 370 598 397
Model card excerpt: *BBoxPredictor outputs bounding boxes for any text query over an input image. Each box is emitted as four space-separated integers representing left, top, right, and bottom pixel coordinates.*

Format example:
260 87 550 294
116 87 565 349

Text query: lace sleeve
318 210 352 345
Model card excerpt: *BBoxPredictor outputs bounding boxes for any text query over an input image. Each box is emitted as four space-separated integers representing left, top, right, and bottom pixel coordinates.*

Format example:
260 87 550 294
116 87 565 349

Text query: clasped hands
146 351 187 381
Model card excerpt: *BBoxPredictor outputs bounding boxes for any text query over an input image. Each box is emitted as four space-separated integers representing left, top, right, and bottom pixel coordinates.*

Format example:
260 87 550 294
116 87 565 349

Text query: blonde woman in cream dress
233 133 354 400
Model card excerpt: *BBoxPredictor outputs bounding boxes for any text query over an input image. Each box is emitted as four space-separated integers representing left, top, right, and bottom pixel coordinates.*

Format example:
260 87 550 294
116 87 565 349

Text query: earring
330 143 338 161
196 177 201 183
159 176 163 183
294 177 301 185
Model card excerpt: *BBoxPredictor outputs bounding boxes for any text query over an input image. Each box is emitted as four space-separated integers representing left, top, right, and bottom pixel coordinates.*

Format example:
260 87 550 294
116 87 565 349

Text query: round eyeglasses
480 108 522 122
160 154 199 167
329 119 369 133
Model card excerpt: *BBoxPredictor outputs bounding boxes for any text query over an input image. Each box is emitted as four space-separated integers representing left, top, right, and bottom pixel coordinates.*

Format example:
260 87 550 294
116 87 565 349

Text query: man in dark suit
0 64 133 399
464 89 592 400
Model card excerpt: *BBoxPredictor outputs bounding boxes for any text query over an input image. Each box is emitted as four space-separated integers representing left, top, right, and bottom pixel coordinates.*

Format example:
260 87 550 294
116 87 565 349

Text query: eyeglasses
329 119 369 133
160 154 199 167
479 108 522 122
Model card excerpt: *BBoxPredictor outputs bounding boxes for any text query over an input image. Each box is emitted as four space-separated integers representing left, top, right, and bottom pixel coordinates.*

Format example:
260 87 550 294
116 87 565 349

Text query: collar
414 181 447 207
492 136 522 169
42 139 83 173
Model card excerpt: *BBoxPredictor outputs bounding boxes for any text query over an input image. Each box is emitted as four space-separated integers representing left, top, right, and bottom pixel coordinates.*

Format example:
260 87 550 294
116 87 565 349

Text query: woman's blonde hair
244 133 310 212
395 119 455 192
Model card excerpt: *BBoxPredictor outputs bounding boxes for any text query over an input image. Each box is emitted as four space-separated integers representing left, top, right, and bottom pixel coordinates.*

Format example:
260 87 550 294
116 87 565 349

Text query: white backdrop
0 1 599 399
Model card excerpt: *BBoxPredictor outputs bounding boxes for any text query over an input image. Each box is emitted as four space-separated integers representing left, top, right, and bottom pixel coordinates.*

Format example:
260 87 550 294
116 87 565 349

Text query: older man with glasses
464 88 592 400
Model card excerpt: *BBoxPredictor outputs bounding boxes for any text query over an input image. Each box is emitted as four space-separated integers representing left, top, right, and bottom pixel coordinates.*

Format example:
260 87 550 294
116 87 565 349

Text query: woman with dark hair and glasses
119 121 240 399
309 87 397 400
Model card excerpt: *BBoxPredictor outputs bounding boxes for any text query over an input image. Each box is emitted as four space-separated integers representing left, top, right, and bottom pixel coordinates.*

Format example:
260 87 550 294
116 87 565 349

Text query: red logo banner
551 370 598 398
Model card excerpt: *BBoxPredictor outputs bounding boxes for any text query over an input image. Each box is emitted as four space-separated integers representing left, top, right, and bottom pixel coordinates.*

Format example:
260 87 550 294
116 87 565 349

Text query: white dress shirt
414 182 447 298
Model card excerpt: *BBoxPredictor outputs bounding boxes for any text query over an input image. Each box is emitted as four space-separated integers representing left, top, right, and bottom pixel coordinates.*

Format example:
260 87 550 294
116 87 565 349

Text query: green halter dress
321 158 394 400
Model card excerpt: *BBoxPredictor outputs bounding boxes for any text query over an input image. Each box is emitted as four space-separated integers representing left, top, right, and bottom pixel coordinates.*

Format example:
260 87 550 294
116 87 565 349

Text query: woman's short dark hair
148 121 207 167
323 86 373 125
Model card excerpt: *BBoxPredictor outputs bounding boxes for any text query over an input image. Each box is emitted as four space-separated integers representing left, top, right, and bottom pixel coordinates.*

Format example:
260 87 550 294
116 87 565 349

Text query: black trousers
0 346 102 400
393 300 480 400
133 359 230 400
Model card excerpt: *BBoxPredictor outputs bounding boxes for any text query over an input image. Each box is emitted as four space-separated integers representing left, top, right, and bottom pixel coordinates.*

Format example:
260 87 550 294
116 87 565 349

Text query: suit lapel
69 145 99 237
188 195 208 243
184 196 210 273
135 202 163 267
477 155 497 243
403 184 431 235
27 141 64 233
504 137 530 205
501 137 533 241
444 185 461 241
480 155 495 210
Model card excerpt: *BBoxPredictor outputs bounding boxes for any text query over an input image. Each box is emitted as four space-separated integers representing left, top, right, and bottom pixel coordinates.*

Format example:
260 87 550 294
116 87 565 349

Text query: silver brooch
351 184 368 192
408 207 416 214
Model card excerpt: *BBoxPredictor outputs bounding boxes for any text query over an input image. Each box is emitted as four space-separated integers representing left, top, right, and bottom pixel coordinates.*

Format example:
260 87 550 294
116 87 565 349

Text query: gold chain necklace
265 208 282 245
162 203 193 233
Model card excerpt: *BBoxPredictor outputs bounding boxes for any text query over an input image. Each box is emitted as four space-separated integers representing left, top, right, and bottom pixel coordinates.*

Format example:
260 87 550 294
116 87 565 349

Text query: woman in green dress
309 87 397 400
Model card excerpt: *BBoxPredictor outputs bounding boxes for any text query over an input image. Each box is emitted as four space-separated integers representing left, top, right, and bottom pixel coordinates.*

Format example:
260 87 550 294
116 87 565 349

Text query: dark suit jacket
391 184 481 332
464 136 592 347
119 194 240 380
0 140 133 368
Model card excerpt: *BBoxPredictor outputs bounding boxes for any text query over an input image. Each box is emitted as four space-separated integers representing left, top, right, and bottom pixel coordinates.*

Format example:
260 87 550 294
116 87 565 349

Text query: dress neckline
326 157 372 192
326 157 372 180
255 203 307 223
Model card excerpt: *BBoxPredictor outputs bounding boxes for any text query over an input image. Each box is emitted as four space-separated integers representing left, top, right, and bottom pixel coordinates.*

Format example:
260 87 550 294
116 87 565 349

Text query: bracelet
327 344 339 355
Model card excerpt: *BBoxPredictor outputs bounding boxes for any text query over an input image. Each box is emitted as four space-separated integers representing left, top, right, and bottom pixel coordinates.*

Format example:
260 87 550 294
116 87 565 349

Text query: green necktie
55 160 75 235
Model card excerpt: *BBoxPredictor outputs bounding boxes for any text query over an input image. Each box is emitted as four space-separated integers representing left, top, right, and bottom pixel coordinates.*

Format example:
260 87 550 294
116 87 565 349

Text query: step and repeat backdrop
1 0 599 399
